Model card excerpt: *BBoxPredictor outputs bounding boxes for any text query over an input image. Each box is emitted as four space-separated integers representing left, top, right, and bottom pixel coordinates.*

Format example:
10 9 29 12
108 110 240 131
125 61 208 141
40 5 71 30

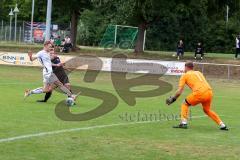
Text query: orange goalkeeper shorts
185 89 213 108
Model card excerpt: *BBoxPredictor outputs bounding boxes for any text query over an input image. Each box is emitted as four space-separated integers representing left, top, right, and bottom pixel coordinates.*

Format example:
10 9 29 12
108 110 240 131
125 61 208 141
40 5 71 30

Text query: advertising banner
0 52 185 76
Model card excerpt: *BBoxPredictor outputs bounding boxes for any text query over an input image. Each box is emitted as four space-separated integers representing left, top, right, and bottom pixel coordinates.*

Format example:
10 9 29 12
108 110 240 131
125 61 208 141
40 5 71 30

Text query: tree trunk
70 10 79 51
134 22 147 55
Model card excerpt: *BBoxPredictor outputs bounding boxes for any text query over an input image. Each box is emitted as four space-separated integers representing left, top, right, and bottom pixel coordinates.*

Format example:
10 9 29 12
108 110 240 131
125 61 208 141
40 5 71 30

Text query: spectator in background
194 42 204 60
50 35 55 44
54 36 61 47
176 39 184 60
62 35 72 53
60 39 65 53
235 35 240 59
53 36 62 52
50 34 55 44
65 35 71 44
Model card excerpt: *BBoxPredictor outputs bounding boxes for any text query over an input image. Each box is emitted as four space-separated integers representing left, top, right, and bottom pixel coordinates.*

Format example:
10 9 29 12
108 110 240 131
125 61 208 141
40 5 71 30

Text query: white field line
0 115 209 143
0 82 40 86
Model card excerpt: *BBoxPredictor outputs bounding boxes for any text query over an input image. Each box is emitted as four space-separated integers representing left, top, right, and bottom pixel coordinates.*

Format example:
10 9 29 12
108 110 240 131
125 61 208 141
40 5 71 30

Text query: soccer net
100 25 139 49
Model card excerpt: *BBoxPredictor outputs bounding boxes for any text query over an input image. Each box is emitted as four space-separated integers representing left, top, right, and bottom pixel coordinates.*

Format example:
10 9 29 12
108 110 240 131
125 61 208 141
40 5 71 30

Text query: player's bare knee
43 88 49 93
55 81 63 87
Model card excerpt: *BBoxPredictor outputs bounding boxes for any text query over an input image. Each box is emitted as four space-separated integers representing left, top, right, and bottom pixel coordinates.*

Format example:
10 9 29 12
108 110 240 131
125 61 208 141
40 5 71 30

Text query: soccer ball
65 97 75 106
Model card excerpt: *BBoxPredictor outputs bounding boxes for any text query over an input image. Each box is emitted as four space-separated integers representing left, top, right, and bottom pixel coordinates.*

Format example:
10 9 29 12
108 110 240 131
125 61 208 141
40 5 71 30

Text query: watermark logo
119 110 192 122
55 43 173 121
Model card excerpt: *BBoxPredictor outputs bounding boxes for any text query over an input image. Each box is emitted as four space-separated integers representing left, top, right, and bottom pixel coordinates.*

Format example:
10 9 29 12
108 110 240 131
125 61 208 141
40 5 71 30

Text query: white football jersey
35 50 53 75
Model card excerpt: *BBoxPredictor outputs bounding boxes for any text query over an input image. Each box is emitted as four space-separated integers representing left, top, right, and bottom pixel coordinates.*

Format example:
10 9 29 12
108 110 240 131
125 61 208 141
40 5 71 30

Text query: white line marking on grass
0 115 211 143
0 82 39 86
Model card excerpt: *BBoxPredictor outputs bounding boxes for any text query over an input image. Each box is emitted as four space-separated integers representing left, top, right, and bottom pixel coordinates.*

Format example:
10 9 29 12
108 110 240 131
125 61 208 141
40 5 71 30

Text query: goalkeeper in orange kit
166 61 228 130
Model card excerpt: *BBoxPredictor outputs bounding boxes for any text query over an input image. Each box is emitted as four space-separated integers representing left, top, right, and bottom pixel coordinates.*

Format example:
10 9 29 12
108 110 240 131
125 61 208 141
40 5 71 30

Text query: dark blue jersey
51 56 69 84
51 57 65 75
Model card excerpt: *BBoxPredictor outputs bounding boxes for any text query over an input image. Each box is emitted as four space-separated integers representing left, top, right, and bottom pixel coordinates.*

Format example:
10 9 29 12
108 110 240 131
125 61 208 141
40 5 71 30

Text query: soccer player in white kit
24 41 75 100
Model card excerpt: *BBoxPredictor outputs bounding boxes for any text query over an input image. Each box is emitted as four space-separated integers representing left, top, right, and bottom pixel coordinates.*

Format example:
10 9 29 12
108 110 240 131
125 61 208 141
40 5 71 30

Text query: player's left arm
52 63 64 67
52 57 65 67
54 57 70 71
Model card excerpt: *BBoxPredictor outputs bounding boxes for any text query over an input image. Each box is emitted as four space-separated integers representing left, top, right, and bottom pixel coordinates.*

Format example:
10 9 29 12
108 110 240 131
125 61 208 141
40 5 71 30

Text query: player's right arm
166 74 186 105
28 50 38 61
172 75 186 100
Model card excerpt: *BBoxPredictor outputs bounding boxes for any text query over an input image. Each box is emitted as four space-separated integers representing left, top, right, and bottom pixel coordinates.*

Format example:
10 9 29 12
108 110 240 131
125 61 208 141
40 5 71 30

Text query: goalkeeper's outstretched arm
173 87 184 100
166 87 184 105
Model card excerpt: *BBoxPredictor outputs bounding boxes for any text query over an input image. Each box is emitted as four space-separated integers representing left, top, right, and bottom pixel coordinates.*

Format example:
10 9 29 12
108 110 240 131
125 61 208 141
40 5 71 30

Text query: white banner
97 57 185 75
0 52 34 66
0 52 185 75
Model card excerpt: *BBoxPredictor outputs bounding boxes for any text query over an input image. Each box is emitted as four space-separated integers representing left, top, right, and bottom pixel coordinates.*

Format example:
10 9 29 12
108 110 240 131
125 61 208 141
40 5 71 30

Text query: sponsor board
0 52 185 75
0 52 34 66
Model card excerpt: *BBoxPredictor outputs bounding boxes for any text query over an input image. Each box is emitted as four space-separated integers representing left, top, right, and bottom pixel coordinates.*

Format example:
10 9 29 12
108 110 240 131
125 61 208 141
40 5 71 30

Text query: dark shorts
195 51 203 55
177 48 184 56
236 48 240 54
54 72 69 85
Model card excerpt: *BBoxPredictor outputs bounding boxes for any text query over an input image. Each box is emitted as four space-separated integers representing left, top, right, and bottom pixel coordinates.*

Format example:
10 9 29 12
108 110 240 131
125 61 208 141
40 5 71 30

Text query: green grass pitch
0 65 239 160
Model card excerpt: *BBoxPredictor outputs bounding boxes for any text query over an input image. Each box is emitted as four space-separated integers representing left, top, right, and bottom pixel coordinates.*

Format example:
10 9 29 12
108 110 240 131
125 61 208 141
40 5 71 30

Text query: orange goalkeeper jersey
179 70 212 92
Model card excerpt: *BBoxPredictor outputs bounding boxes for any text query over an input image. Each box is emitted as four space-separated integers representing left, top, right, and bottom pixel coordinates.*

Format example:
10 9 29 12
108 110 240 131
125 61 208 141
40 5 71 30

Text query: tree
78 0 119 46
2 0 240 53
0 0 48 22
113 0 177 54
54 0 92 50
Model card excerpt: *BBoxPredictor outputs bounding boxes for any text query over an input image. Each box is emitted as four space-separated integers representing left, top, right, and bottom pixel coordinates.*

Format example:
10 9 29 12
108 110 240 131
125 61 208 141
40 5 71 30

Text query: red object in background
34 29 44 43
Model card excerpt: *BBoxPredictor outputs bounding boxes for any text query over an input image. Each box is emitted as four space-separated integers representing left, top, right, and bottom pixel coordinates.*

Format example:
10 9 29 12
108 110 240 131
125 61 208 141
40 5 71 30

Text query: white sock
31 88 43 94
219 122 226 128
181 119 187 125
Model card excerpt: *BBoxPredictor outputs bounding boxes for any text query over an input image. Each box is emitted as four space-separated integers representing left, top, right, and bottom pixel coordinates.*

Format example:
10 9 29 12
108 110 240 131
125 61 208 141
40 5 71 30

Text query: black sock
44 92 52 102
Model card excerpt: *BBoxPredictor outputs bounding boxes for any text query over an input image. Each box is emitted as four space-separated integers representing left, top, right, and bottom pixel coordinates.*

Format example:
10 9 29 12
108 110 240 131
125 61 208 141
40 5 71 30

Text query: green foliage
77 9 108 46
79 0 240 53
1 0 240 53
147 0 209 51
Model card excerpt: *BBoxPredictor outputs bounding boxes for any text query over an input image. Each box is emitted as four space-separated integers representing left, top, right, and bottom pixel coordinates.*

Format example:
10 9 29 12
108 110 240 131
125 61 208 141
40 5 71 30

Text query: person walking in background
235 35 240 59
176 39 184 60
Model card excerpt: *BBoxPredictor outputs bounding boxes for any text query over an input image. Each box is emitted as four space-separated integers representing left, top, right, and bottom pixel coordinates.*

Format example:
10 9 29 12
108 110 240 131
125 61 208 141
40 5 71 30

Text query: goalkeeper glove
166 96 176 105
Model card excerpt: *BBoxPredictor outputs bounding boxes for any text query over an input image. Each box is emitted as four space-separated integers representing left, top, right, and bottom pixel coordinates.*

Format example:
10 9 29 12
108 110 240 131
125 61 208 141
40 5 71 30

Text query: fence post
19 26 21 43
4 26 7 41
227 65 230 79
22 21 24 42
201 63 204 74
1 20 3 41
